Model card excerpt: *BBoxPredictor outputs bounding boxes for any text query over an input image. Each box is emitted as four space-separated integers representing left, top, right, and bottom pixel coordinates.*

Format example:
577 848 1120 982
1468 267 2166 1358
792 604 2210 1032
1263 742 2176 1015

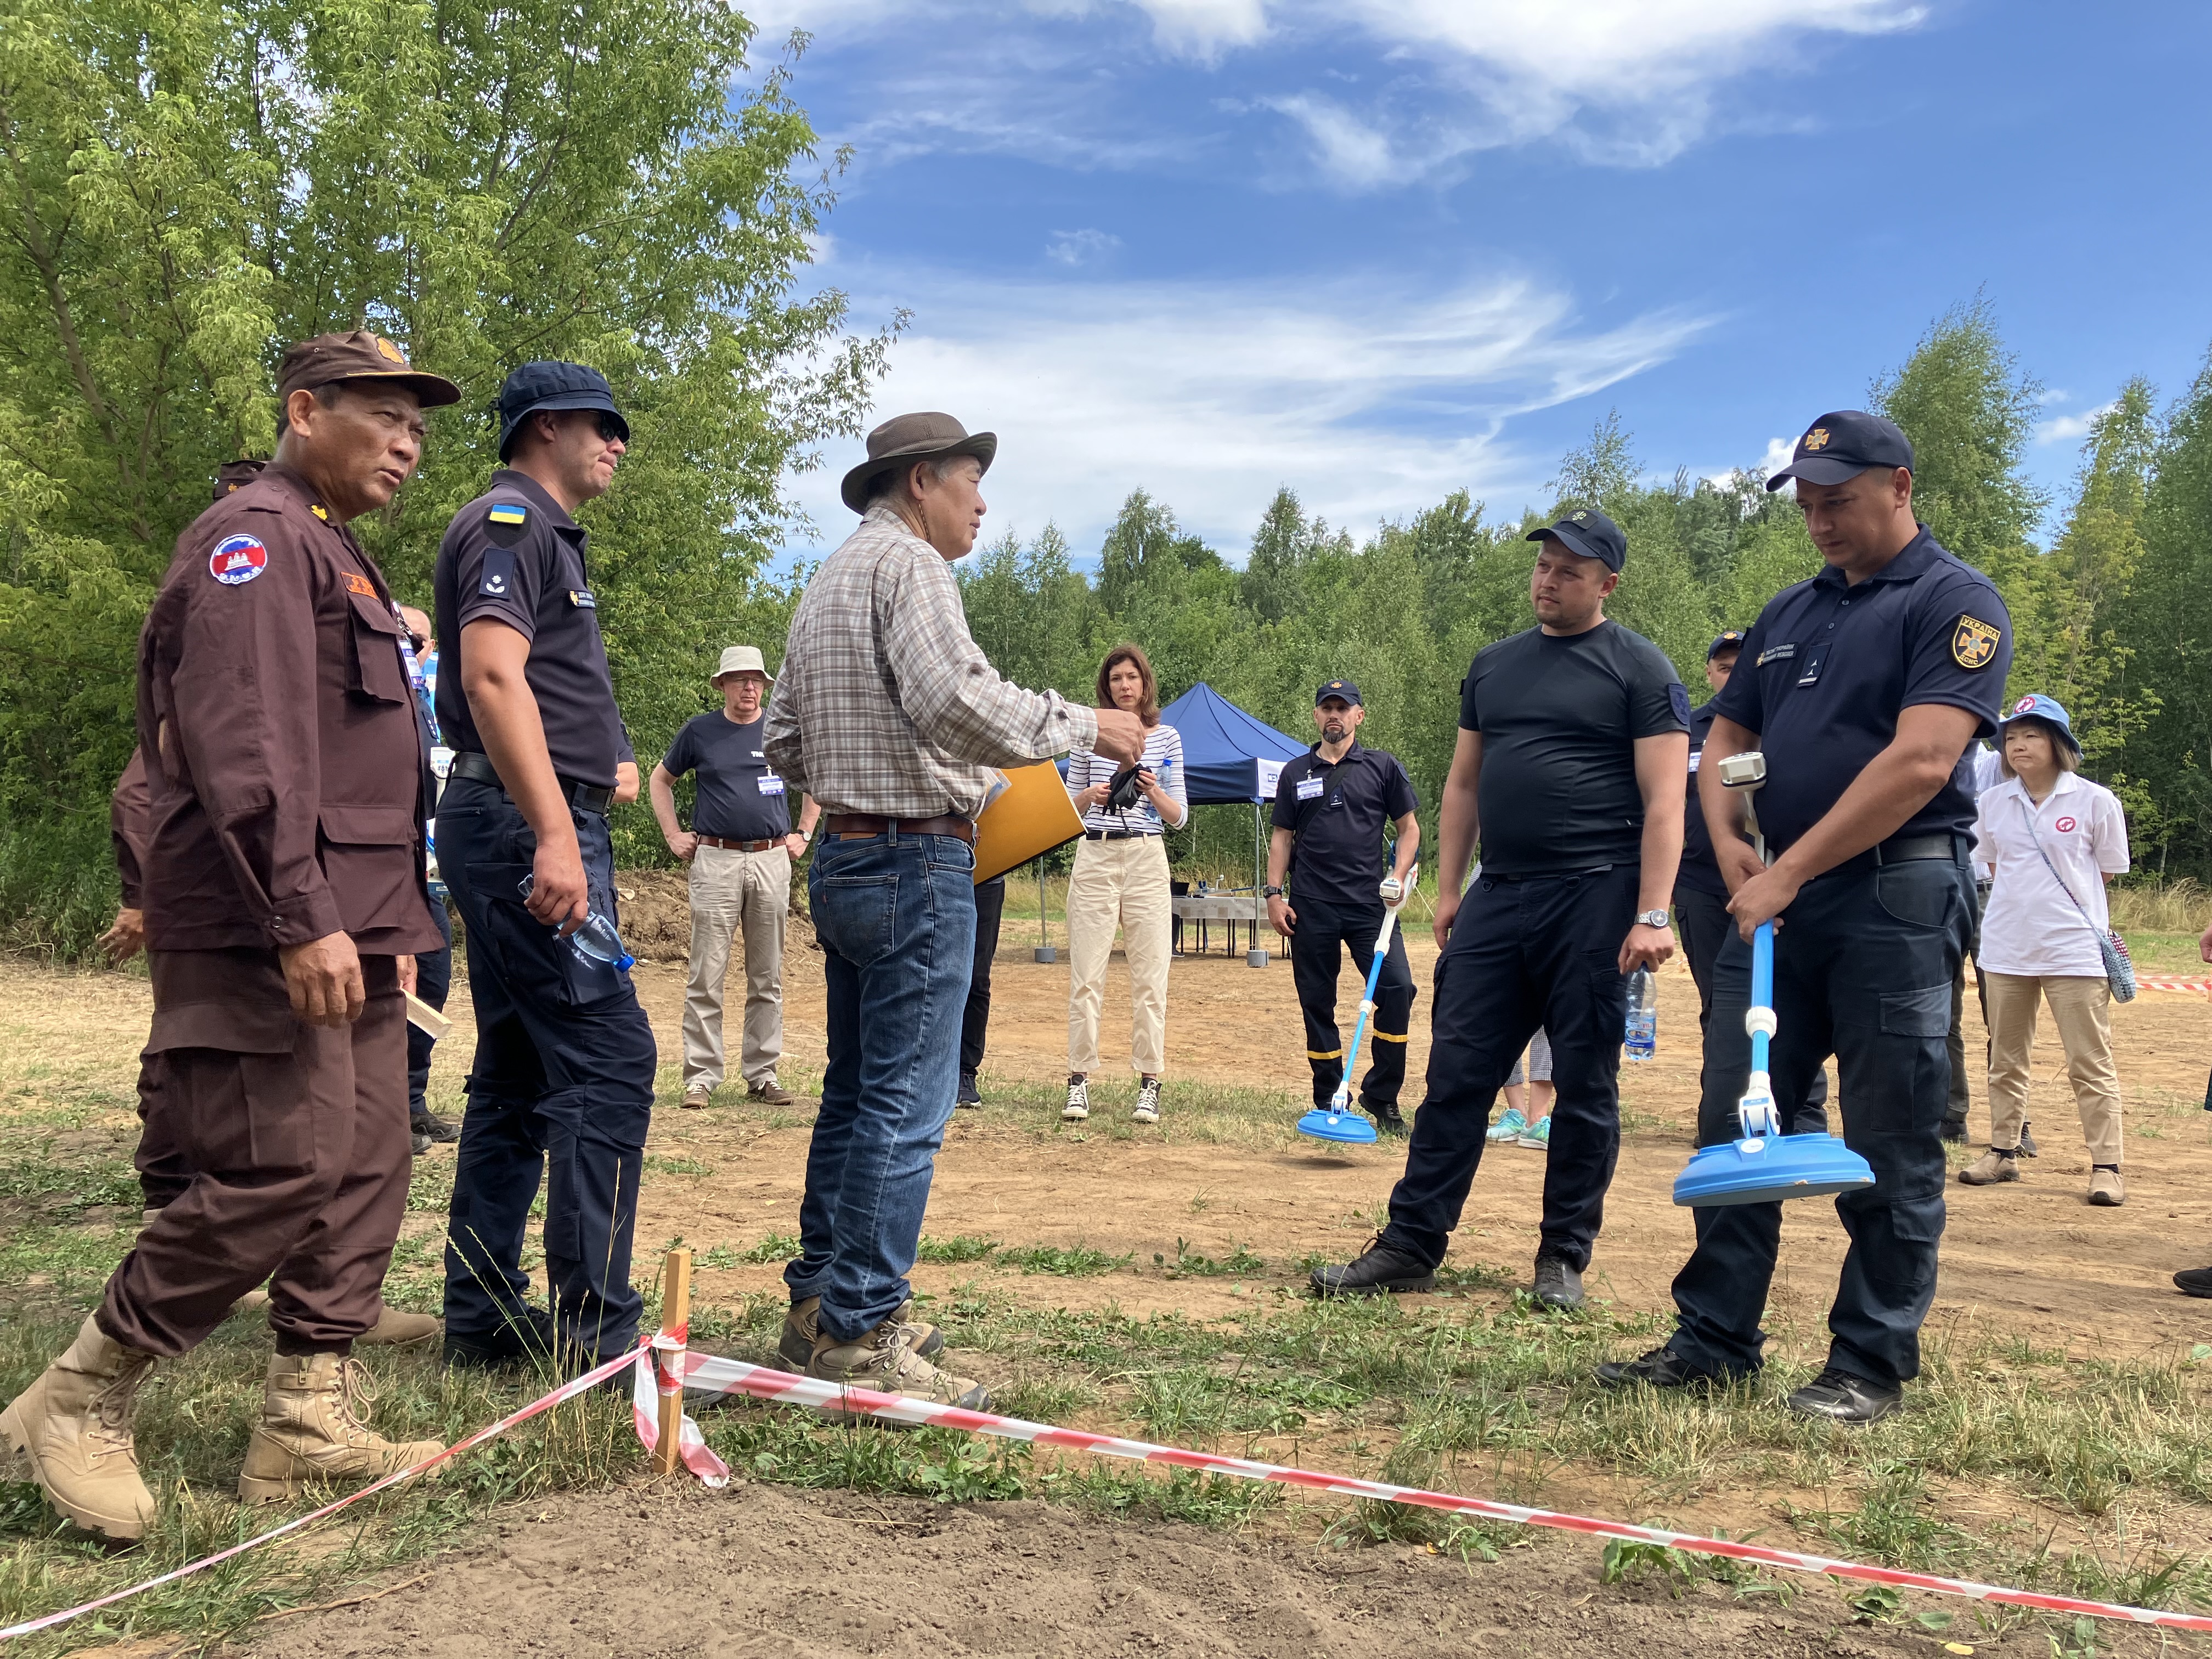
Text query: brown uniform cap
277 331 462 407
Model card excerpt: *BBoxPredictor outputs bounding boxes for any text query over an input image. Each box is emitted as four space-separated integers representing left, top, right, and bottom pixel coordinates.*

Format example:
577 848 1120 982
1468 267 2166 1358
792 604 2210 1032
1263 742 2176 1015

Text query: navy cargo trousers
1665 848 1972 1387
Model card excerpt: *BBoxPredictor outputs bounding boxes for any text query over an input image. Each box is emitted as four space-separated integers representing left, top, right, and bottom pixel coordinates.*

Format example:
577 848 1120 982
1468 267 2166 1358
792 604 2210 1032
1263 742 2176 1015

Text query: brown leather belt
695 834 782 852
823 813 974 845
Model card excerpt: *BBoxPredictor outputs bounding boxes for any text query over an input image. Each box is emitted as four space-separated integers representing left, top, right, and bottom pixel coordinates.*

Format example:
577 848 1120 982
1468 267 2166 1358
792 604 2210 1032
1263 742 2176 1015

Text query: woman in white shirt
1962 695 2130 1205
1062 645 1187 1126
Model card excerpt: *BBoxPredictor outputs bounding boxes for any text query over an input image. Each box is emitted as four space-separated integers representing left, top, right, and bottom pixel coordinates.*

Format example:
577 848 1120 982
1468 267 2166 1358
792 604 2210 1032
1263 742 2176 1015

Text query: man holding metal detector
1598 411 2012 1423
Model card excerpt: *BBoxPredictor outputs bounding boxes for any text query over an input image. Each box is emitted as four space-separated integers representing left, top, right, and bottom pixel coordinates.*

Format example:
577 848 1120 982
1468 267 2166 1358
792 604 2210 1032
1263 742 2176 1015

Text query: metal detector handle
1736 919 1781 1141
1329 907 1400 1110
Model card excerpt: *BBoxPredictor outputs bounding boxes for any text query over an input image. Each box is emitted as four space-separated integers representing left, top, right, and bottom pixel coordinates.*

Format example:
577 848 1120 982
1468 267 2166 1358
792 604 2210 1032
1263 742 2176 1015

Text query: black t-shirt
1269 742 1419 912
1676 702 1728 898
1708 527 2012 852
1459 620 1688 877
661 712 791 840
433 468 627 787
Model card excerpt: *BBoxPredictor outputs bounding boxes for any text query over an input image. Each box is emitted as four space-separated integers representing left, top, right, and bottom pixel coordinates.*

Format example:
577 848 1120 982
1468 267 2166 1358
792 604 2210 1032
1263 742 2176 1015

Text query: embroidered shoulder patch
344 572 376 597
208 534 269 586
1951 614 2001 669
488 502 528 526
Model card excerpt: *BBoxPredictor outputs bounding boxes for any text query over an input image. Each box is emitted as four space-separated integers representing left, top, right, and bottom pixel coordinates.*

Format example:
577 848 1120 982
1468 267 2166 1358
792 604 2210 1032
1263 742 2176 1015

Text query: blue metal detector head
1297 1105 1379 1144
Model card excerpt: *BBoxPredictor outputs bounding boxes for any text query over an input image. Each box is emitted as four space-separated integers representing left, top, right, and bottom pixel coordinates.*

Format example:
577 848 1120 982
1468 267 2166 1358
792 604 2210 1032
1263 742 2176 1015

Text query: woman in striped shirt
1063 645 1187 1125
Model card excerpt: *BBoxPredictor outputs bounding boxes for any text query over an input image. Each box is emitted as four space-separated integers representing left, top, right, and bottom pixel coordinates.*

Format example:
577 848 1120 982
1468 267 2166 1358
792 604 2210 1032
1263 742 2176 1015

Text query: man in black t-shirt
651 645 821 1111
1266 680 1421 1133
1313 508 1689 1310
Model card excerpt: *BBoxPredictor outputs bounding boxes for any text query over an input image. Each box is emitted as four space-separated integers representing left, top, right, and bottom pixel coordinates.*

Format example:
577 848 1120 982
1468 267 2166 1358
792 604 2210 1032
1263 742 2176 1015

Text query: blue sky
755 0 2211 563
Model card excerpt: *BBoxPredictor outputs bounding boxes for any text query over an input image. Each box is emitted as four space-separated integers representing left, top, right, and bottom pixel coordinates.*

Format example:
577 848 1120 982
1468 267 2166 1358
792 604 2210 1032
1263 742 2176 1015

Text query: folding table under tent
1155 683 1308 966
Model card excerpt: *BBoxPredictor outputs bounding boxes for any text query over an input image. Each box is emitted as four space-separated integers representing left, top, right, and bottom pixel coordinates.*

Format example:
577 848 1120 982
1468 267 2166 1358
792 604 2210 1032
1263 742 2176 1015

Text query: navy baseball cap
1316 680 1362 707
496 361 630 461
1765 410 1914 492
1708 630 1748 660
1527 506 1626 571
1998 692 2081 755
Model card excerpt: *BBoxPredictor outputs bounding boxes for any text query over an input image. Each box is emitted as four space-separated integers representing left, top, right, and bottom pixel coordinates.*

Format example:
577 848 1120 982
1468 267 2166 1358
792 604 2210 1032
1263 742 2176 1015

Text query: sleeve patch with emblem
1951 614 2001 669
345 572 377 596
208 534 269 586
488 503 528 526
1667 682 1692 725
479 546 516 600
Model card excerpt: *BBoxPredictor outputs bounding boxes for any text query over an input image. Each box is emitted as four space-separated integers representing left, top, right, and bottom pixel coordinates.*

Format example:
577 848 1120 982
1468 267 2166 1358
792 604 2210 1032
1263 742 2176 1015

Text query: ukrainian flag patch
487 502 528 526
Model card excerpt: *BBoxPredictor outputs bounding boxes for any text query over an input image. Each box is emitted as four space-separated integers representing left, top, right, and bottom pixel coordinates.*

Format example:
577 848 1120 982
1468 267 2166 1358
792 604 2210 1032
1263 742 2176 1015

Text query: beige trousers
1066 834 1172 1077
1982 970 2122 1164
682 843 790 1092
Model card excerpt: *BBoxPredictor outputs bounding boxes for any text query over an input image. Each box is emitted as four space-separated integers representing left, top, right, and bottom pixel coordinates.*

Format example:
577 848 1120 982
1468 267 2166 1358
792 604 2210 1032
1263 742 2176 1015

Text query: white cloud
1260 94 1404 189
2035 402 2114 447
1045 228 1122 267
1760 434 1796 476
787 267 1713 554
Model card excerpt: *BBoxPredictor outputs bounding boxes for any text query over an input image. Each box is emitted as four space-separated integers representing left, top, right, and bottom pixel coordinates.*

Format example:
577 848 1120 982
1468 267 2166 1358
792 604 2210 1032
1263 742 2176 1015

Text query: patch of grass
1044 1464 1280 1530
642 1154 714 1176
915 1233 1001 1264
736 1233 802 1265
995 1244 1133 1277
1152 1237 1267 1277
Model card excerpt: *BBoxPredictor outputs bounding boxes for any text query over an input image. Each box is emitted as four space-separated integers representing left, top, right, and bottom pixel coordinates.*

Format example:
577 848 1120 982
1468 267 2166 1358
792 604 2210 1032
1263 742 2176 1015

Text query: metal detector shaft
1748 919 1774 1084
1330 907 1400 1110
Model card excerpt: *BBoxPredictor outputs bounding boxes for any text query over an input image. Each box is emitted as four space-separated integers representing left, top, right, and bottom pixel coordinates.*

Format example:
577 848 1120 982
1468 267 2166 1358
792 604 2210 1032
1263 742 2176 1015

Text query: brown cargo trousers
99 949 411 1357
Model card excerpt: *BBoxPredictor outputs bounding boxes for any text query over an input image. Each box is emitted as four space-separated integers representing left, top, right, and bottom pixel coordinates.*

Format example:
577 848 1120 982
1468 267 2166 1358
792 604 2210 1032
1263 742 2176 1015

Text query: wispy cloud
2035 402 2114 447
787 267 1716 554
1045 228 1122 267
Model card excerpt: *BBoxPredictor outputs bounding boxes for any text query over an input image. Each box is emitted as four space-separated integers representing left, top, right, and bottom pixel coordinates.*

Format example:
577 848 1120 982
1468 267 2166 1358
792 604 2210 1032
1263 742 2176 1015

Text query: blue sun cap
1997 692 2080 755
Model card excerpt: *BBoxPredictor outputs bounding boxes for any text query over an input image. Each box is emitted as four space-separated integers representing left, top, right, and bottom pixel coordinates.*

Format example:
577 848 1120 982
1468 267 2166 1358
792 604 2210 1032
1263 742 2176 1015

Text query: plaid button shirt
764 504 1098 819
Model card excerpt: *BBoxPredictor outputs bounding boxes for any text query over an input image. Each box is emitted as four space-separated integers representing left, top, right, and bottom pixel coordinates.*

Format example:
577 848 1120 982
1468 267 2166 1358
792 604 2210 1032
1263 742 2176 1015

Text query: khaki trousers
1066 834 1172 1077
682 844 789 1092
1982 970 2123 1164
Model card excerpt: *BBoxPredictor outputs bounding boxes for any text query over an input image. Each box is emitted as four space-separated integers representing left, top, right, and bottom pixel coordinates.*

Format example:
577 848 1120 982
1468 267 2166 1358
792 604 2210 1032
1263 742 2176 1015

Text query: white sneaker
1132 1077 1161 1124
1063 1077 1090 1121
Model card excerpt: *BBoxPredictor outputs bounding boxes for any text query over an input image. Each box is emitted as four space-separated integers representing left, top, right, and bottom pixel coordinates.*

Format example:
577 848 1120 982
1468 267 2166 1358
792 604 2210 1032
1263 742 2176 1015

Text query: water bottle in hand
516 875 635 972
1624 966 1657 1062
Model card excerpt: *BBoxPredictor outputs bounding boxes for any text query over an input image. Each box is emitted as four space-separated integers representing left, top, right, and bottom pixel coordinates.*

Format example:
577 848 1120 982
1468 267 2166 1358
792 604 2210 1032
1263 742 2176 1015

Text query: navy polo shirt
1677 701 1728 898
1707 526 2012 854
1269 741 1419 911
661 712 791 841
433 468 628 787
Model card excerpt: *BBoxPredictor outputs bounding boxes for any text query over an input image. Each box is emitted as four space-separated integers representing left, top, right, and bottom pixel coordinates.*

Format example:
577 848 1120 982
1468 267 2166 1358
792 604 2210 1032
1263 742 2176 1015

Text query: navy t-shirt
1459 620 1688 877
1707 527 2012 853
661 713 791 840
1677 702 1729 899
1269 742 1419 912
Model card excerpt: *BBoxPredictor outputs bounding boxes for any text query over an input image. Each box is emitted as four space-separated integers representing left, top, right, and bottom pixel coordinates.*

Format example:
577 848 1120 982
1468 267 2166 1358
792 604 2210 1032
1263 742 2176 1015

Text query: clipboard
973 761 1085 884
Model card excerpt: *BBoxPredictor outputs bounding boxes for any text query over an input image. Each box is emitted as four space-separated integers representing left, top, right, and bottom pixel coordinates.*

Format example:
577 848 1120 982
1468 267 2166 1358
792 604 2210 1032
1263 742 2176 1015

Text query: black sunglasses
593 412 625 443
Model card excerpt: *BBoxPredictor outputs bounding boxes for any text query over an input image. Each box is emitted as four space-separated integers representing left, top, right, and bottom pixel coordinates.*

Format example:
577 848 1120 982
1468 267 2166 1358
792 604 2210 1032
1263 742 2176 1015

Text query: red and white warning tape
0 1340 645 1644
646 1348 2212 1633
2135 975 2212 996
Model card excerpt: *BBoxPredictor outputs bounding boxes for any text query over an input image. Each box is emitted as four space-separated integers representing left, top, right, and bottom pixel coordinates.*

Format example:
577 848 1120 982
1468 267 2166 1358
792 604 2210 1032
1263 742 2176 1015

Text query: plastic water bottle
1624 967 1657 1061
516 876 635 971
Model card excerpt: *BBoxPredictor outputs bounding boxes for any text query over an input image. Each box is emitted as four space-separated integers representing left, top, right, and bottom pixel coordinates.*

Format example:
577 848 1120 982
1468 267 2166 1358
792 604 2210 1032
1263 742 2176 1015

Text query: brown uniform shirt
135 462 439 960
111 749 152 910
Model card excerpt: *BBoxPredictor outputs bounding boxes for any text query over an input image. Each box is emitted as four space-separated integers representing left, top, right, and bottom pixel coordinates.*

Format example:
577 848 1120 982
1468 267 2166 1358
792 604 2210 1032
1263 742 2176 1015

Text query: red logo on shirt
207 534 268 585
2054 816 2076 833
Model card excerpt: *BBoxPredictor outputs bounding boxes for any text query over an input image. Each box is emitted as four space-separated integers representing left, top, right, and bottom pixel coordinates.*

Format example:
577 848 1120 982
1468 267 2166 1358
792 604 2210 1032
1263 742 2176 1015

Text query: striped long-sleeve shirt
1066 723 1188 834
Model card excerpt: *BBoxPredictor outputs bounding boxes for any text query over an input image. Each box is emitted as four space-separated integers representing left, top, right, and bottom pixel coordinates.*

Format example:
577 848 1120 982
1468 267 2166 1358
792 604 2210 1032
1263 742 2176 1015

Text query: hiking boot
358 1305 444 1346
1595 1346 1725 1391
2088 1166 2126 1207
411 1126 432 1155
957 1071 982 1108
2174 1266 2212 1299
1786 1366 1901 1424
1132 1077 1162 1124
411 1109 460 1144
0 1314 159 1541
1366 1100 1408 1137
777 1296 942 1370
680 1085 713 1111
1485 1107 1527 1144
747 1080 797 1107
807 1317 989 1411
236 1353 445 1505
1938 1115 1968 1144
1516 1116 1553 1152
1959 1149 2018 1186
1310 1237 1435 1297
442 1307 557 1370
1531 1253 1584 1310
1063 1076 1090 1122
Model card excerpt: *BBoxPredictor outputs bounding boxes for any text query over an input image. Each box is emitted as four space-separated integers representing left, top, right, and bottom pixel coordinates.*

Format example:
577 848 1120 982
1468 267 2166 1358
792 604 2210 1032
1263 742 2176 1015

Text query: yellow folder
973 761 1085 884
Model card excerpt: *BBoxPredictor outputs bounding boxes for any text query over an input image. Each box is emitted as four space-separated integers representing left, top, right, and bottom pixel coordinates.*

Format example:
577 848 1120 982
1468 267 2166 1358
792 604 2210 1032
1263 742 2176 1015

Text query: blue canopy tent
1157 684 1307 964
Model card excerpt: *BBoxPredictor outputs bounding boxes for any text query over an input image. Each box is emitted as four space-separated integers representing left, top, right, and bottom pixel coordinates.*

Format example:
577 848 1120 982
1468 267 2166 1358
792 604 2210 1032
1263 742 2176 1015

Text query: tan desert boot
236 1353 445 1505
0 1314 159 1541
139 1209 269 1314
357 1305 444 1346
1957 1149 2019 1186
807 1316 989 1412
2088 1167 2126 1207
777 1296 941 1369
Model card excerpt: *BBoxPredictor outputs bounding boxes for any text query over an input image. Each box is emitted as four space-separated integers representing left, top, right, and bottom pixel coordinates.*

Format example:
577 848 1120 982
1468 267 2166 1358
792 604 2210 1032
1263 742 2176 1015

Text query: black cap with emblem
1765 410 1915 492
1527 506 1626 572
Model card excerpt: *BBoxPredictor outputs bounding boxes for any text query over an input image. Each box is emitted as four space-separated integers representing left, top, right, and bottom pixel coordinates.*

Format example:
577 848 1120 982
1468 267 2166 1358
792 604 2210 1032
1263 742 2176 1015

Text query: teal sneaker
1516 1116 1553 1151
1486 1107 1527 1143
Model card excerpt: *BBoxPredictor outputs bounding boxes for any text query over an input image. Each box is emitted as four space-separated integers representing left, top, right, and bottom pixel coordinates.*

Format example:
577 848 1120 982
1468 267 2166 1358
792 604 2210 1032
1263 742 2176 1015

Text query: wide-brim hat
712 644 772 684
840 412 996 514
1998 692 2080 754
278 331 462 409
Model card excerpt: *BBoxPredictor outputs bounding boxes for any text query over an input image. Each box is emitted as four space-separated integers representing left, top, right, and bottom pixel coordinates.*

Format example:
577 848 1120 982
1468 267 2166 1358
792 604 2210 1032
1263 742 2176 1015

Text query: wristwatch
1262 884 1285 899
1635 909 1671 930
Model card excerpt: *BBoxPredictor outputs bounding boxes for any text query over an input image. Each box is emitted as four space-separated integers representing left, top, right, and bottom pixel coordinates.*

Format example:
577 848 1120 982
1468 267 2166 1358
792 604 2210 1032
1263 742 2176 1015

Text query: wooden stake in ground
655 1246 692 1475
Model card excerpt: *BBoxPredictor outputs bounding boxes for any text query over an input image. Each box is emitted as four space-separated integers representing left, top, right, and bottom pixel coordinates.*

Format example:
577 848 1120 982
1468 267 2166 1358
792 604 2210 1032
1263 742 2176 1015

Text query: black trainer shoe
412 1108 461 1144
443 1307 558 1370
956 1071 981 1107
1310 1237 1435 1297
410 1127 432 1156
1364 1100 1409 1137
2174 1266 2212 1299
1938 1116 1967 1144
1531 1253 1584 1310
1786 1366 1902 1423
1594 1346 1728 1391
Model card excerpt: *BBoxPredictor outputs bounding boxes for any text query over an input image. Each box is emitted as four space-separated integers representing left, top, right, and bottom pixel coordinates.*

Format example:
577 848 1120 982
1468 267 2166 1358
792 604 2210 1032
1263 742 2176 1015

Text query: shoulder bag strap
2012 793 2100 932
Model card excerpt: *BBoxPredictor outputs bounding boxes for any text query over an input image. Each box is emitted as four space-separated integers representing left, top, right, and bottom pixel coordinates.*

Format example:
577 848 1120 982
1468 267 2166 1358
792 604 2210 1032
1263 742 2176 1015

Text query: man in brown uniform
0 333 459 1541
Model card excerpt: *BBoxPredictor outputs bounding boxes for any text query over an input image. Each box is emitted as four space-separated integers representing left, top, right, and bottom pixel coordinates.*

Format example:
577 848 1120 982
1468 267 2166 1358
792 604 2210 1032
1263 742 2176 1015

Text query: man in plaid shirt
765 412 1143 1406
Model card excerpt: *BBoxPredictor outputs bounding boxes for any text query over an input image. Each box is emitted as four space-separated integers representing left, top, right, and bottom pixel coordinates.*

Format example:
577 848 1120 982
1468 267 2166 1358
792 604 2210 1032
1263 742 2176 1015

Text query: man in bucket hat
765 413 1146 1406
650 644 818 1111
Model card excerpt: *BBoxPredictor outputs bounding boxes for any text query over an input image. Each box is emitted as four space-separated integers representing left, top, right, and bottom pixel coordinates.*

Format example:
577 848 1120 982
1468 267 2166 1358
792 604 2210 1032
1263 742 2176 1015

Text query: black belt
448 750 614 816
1084 828 1160 840
1814 831 1966 878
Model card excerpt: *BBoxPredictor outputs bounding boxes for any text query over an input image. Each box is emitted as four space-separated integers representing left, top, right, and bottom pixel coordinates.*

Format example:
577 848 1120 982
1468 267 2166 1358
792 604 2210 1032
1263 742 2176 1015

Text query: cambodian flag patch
208 534 269 586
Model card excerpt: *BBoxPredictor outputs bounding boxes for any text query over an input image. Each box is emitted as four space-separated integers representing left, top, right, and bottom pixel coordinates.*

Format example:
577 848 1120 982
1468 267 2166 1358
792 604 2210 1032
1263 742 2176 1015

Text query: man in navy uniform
433 361 657 1377
1598 411 2012 1423
1265 680 1421 1136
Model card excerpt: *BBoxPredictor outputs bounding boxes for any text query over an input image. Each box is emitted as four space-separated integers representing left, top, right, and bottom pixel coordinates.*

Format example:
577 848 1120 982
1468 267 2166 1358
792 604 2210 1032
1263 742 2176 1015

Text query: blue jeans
787 830 976 1344
437 776 658 1364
